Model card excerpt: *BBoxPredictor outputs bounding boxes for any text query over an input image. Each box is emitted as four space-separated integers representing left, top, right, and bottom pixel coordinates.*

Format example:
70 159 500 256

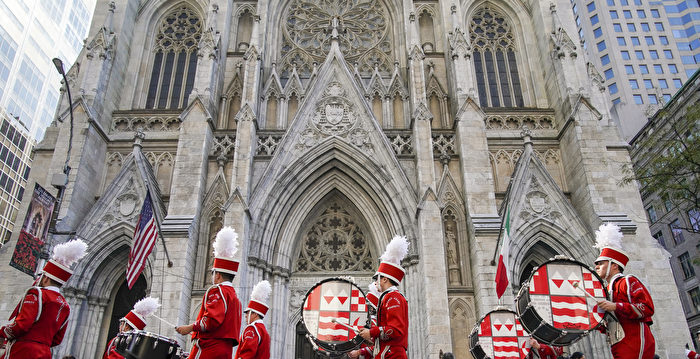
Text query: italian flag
495 209 510 299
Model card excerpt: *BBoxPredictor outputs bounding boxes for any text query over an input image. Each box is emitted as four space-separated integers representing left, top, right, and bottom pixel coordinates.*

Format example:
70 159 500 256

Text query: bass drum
300 277 371 356
515 257 609 346
115 330 180 359
469 309 532 359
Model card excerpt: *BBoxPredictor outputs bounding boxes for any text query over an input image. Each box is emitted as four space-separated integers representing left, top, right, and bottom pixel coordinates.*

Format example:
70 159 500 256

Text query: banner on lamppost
10 183 56 275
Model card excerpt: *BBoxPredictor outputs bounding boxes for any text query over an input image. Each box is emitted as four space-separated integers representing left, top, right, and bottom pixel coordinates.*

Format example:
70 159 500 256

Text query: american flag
126 190 159 289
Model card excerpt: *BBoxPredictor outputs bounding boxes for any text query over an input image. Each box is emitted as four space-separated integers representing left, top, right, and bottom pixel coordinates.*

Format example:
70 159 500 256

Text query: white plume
251 280 272 302
133 296 160 318
593 223 624 250
213 226 239 258
380 235 409 265
367 282 380 297
51 239 88 267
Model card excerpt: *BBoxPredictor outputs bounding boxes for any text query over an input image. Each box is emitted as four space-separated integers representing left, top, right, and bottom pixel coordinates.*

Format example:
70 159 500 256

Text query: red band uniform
528 343 563 359
605 273 655 359
189 281 242 359
687 349 700 358
234 280 272 359
0 287 69 359
102 296 160 359
356 283 380 359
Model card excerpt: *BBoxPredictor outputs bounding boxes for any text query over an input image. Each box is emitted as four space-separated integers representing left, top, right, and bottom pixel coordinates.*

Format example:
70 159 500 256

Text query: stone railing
256 132 285 156
111 110 182 132
432 131 456 158
384 131 414 155
483 108 556 131
210 134 236 157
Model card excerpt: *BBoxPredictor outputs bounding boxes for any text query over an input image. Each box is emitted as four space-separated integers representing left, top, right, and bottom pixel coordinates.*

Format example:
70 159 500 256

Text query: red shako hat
246 280 272 317
123 297 160 330
366 282 380 309
43 239 88 285
212 227 240 275
594 223 629 268
375 235 409 284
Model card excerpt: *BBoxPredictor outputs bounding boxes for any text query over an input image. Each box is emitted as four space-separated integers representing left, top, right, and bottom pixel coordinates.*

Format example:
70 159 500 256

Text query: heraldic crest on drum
297 80 373 152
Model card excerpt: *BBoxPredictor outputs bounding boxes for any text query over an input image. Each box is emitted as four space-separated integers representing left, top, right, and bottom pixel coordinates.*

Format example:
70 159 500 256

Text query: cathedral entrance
104 275 146 349
289 194 377 356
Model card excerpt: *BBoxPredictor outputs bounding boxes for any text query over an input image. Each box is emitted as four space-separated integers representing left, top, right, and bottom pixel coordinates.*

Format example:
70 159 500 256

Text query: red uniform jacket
688 350 700 359
528 344 563 359
234 320 270 359
187 282 242 359
357 316 377 358
102 337 124 359
0 286 70 359
606 274 656 359
368 288 408 359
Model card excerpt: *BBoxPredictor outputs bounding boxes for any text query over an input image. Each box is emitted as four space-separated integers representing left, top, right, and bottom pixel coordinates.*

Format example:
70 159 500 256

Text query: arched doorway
104 275 147 349
295 321 326 358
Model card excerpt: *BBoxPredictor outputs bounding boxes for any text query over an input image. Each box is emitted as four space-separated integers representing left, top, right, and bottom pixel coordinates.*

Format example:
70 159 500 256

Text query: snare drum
515 258 608 346
469 309 531 359
115 330 180 359
300 277 371 356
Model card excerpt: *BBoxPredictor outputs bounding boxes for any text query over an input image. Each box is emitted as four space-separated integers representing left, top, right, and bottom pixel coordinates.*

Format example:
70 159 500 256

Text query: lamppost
46 58 75 243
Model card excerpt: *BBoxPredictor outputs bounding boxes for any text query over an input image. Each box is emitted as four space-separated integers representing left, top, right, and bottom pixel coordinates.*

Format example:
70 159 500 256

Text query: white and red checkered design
350 289 366 312
582 272 604 297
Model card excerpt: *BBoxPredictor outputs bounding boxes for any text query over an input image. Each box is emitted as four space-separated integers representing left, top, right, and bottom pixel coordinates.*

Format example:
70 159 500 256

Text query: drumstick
151 314 177 328
571 281 599 301
331 318 360 333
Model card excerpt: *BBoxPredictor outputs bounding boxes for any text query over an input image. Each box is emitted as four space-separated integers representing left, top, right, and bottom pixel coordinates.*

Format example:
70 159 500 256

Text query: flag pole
491 179 513 265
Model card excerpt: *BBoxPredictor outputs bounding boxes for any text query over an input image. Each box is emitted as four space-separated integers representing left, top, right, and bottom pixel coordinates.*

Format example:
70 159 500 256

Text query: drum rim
515 257 610 345
299 277 370 354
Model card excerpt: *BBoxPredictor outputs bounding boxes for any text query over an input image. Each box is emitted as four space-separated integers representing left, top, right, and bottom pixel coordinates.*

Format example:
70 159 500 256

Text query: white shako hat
123 296 160 330
246 280 272 317
212 226 240 275
594 223 630 269
374 235 409 284
43 239 88 285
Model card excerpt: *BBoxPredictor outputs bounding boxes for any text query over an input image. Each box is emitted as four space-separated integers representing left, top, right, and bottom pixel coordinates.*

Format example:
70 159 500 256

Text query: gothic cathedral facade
0 0 691 358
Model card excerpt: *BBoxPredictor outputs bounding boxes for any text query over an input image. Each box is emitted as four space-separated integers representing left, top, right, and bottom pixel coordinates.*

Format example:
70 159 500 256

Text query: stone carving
211 135 236 157
432 133 456 157
154 5 202 53
387 134 413 155
296 82 373 153
549 4 578 59
489 148 566 192
448 28 470 60
280 0 393 77
519 176 561 222
483 111 556 130
86 27 115 60
294 201 375 272
98 177 142 231
111 113 182 132
587 62 606 92
256 134 283 156
444 219 462 285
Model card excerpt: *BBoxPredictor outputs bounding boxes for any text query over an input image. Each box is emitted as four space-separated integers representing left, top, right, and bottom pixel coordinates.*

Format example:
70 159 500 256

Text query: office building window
647 206 658 222
669 64 678 73
594 27 603 38
591 14 600 25
608 0 615 5
624 10 632 18
662 94 672 102
637 9 646 17
653 231 665 248
680 252 695 278
663 49 673 59
628 23 637 31
645 36 654 45
654 64 664 73
588 2 596 11
597 40 607 51
664 195 673 212
622 51 631 59
612 97 621 105
660 36 669 45
601 54 610 65
618 37 627 45
650 50 659 59
650 9 660 17
605 68 615 79
635 50 644 59
609 83 619 94
674 78 683 88
610 10 619 19
655 22 664 31
630 79 639 88
648 94 658 104
644 78 653 88
641 23 650 31
633 94 643 104
633 0 642 5
670 218 685 244
689 209 700 231
659 79 668 88
690 287 700 312
625 65 635 74
640 64 649 73
631 36 641 45
621 0 628 5
614 23 623 32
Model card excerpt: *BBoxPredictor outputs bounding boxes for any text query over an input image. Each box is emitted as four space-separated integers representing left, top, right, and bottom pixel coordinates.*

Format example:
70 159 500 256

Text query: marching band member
358 235 409 359
176 227 243 359
102 296 160 359
593 223 656 359
527 338 563 359
0 239 88 359
234 280 271 359
349 282 380 359
687 348 700 359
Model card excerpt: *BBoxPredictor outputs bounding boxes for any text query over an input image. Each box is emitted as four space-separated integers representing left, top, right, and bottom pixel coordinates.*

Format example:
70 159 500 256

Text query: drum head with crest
516 257 609 346
469 309 531 359
300 277 370 355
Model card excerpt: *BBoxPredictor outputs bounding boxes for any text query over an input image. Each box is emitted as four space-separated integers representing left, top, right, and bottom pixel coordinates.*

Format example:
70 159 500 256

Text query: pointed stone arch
438 170 472 287
449 297 476 358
